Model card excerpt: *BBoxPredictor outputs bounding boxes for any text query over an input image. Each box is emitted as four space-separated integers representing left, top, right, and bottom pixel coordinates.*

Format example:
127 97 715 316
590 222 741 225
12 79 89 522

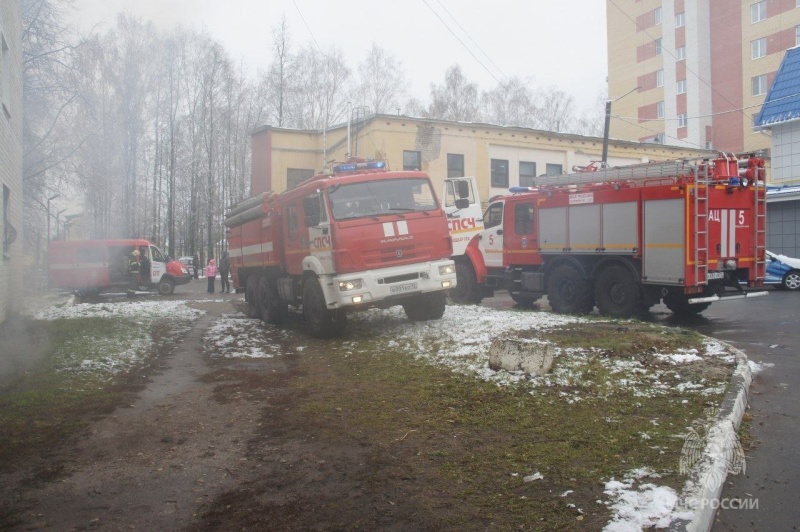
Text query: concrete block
488 338 554 376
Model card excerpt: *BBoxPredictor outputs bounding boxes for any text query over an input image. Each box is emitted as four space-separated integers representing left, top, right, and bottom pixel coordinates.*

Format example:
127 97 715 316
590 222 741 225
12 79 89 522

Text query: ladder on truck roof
530 159 705 188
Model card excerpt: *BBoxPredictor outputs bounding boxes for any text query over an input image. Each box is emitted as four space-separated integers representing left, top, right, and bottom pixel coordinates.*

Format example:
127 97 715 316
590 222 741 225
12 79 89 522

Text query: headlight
338 279 362 291
439 264 456 276
181 267 188 274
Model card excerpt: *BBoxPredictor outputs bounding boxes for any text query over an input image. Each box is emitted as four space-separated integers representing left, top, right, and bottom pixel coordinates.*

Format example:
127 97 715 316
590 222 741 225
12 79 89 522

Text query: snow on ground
25 298 744 529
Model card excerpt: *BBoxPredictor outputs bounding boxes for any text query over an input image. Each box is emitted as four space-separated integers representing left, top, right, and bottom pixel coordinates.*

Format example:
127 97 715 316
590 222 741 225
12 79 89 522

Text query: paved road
644 289 800 531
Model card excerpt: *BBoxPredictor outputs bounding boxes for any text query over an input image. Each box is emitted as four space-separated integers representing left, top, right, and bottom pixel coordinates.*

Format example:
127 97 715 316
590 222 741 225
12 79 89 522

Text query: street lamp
55 209 67 241
46 194 60 243
601 86 641 167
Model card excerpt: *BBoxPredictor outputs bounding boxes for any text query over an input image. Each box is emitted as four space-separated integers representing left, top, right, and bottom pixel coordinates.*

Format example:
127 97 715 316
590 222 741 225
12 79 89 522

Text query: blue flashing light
366 161 386 169
728 177 741 186
333 163 358 173
509 186 534 193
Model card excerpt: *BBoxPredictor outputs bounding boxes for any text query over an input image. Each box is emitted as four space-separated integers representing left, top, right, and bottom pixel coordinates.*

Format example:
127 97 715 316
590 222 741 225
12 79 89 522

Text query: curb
669 342 752 532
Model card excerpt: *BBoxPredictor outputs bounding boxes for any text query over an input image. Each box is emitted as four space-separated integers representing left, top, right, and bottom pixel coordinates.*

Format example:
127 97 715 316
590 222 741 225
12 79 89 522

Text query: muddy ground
0 286 533 531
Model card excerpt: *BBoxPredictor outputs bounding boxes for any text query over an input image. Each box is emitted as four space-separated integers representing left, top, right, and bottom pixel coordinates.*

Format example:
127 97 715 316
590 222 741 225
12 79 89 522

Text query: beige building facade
607 0 800 154
251 115 712 201
0 0 23 324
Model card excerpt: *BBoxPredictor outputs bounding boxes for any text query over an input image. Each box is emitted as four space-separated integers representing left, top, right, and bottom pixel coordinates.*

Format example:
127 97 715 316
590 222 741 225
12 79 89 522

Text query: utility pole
46 194 60 243
601 87 640 167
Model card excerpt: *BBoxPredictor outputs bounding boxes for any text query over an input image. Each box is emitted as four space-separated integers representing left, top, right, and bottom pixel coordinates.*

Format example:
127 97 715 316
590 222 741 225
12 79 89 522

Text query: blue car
765 251 800 290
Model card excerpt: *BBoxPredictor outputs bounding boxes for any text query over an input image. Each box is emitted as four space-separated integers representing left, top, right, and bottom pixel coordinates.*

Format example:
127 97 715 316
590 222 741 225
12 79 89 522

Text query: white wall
771 121 800 184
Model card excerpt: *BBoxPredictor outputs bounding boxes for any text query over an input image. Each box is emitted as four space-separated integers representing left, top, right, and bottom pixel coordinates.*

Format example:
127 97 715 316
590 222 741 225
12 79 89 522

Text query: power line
292 0 321 53
607 0 760 127
421 0 503 85
614 114 710 151
434 0 508 82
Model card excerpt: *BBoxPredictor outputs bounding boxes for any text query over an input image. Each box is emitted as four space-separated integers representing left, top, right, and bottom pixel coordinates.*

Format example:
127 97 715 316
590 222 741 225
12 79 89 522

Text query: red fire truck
225 160 457 337
446 154 768 317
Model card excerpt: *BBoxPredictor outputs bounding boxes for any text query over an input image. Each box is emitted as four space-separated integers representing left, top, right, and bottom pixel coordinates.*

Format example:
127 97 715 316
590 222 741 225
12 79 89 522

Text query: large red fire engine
446 153 768 317
225 160 457 337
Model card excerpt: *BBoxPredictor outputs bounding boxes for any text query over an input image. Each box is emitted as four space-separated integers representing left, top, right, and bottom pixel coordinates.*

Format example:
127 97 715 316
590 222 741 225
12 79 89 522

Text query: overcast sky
68 0 609 113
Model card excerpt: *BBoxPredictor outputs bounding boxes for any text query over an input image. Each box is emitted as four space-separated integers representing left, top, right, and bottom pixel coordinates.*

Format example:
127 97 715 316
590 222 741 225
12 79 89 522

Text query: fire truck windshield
327 178 438 220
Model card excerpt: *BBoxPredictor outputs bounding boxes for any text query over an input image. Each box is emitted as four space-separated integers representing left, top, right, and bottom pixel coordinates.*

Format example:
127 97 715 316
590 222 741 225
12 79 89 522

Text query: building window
675 12 685 27
655 38 662 56
447 153 464 178
545 164 563 176
678 113 688 128
676 79 687 94
656 69 664 87
676 46 686 61
656 101 665 119
287 168 314 190
751 38 767 59
654 133 665 144
403 150 421 171
654 7 662 24
752 74 768 96
751 1 766 23
490 159 509 187
519 161 536 187
1 30 9 118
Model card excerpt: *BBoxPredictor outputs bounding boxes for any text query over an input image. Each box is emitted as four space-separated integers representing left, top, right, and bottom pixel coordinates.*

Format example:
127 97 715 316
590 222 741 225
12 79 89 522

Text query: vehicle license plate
707 271 725 280
390 282 418 294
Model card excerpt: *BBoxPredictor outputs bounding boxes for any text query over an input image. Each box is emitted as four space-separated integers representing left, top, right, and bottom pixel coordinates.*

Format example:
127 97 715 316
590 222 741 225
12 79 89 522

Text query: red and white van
48 239 191 296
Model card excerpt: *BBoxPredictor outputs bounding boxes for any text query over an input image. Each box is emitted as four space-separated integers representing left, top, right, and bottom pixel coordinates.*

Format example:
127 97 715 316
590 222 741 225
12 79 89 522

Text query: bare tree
534 85 577 133
357 43 408 115
266 14 292 127
481 77 538 127
427 65 480 122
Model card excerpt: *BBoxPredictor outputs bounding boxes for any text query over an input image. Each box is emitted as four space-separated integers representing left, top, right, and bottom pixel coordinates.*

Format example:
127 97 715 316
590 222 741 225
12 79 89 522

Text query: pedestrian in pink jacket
206 258 217 293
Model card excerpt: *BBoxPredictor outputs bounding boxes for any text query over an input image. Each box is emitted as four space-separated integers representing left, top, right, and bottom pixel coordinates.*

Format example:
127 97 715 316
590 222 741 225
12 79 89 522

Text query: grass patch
202 312 735 530
0 317 184 470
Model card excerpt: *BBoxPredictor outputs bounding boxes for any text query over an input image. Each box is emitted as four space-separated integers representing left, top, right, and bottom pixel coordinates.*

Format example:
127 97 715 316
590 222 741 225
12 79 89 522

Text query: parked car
178 256 195 277
765 250 800 290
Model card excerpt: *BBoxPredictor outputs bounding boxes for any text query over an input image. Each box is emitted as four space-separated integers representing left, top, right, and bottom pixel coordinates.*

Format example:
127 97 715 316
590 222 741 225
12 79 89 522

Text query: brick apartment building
0 1 23 324
607 0 800 154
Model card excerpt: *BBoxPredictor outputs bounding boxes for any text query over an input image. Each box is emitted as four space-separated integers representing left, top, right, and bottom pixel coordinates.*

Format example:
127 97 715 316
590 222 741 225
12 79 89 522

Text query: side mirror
454 198 470 210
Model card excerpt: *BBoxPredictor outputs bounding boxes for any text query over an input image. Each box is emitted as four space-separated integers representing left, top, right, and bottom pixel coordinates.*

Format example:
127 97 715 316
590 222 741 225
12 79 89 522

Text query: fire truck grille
362 243 431 269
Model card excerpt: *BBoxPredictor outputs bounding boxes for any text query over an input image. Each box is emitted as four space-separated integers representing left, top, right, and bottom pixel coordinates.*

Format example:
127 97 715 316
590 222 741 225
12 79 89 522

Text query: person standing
192 254 199 280
218 251 230 293
127 249 141 297
206 258 217 294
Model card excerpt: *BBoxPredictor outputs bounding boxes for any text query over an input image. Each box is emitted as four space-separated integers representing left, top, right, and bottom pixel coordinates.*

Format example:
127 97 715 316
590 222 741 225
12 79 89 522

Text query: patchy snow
23 297 744 529
602 469 693 531
748 360 773 374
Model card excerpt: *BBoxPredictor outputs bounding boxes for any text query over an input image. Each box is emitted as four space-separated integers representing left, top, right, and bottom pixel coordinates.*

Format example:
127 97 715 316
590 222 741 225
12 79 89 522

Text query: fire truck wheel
448 262 482 305
246 277 262 319
403 291 447 321
303 279 347 337
259 275 288 324
157 278 175 296
594 265 643 318
781 270 800 290
663 292 711 315
546 265 594 314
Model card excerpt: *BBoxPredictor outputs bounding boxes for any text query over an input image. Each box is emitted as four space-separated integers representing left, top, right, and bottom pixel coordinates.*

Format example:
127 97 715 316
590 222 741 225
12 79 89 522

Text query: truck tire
303 278 347 338
663 292 711 315
246 276 262 319
403 291 447 321
594 265 643 318
448 261 482 305
546 264 594 314
259 275 288 325
157 277 175 296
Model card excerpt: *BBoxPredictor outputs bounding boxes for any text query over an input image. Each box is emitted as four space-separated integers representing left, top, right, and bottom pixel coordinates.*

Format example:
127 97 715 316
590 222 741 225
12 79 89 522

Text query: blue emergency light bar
333 160 386 173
